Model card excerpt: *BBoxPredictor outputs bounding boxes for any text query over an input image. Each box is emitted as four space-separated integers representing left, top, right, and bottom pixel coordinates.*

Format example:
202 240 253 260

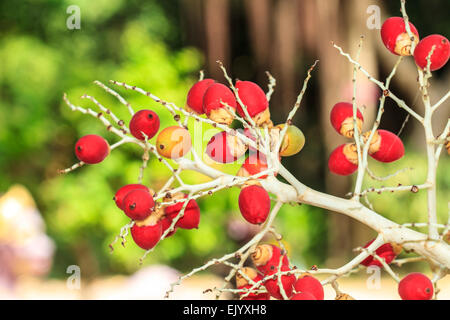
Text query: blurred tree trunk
204 0 231 80
244 0 271 81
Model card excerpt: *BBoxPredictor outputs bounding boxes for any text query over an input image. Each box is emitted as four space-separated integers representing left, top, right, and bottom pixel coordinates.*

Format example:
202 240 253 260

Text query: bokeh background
0 0 449 299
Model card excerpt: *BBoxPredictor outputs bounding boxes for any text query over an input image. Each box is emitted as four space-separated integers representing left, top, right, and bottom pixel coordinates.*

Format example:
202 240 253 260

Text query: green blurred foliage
362 151 449 227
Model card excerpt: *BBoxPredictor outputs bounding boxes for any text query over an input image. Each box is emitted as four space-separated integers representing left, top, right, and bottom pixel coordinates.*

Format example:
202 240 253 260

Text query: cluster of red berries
187 78 307 225
74 106 199 250
328 102 405 176
72 74 309 250
75 108 192 165
113 184 200 250
381 17 449 71
235 244 324 300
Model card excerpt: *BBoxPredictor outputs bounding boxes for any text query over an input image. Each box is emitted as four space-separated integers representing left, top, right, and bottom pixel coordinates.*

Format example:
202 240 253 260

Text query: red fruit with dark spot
114 184 150 211
129 110 160 140
330 102 364 138
186 79 216 114
290 292 317 300
263 265 296 300
130 220 162 250
381 17 419 56
293 274 324 300
398 273 433 300
203 83 237 125
75 134 110 164
251 244 289 275
328 144 358 176
205 131 247 163
164 194 200 229
414 34 450 71
360 239 401 267
368 130 404 163
235 81 268 117
123 189 155 221
238 185 271 225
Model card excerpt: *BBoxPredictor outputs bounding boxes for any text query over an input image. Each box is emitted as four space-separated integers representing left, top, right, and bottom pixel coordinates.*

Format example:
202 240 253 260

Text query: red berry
235 81 271 126
186 79 216 114
367 130 404 163
123 189 155 221
238 185 271 225
235 267 270 300
293 274 324 300
164 193 200 229
263 265 296 300
290 292 317 300
251 244 289 275
360 239 402 268
129 110 160 140
330 102 364 138
114 184 150 211
414 34 450 71
328 144 358 176
130 220 162 250
205 131 247 163
75 134 110 164
398 273 433 300
381 17 419 56
237 152 270 179
202 83 237 125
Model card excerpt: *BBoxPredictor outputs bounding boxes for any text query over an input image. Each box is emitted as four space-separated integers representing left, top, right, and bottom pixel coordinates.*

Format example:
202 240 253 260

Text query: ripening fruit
186 79 216 114
235 267 270 300
328 143 358 176
235 81 272 127
75 134 110 164
238 185 271 225
276 124 306 157
263 265 296 300
398 273 433 300
364 129 404 163
203 83 237 125
330 102 364 138
156 126 192 159
164 193 200 229
130 219 162 250
114 184 150 210
413 34 450 71
293 273 324 300
129 110 160 140
380 17 419 56
205 131 248 163
290 292 317 300
123 189 155 221
360 239 402 268
251 244 289 275
237 152 270 179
